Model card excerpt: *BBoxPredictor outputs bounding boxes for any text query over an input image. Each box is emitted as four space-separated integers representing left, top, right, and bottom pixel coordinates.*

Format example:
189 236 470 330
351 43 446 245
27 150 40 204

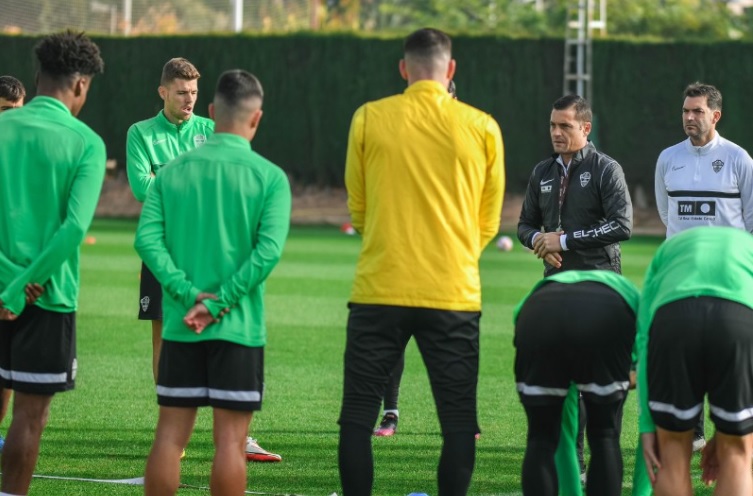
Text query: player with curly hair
0 30 105 494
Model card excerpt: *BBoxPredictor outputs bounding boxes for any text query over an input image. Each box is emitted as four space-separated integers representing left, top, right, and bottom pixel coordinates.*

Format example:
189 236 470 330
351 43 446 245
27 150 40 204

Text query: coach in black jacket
518 94 632 276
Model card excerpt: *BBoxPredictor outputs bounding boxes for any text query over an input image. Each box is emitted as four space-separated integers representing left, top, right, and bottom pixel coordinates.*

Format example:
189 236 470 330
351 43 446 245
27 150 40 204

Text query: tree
605 0 741 41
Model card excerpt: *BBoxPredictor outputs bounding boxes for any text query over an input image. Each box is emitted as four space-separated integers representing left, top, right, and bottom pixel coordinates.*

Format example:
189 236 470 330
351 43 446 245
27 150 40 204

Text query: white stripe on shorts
649 401 703 420
710 404 753 423
577 381 629 396
157 386 208 398
0 367 67 384
157 385 261 402
209 388 261 402
516 382 569 397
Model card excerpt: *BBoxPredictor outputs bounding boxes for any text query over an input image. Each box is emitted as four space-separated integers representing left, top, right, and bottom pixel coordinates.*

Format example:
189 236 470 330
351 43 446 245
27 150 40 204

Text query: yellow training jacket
345 80 505 311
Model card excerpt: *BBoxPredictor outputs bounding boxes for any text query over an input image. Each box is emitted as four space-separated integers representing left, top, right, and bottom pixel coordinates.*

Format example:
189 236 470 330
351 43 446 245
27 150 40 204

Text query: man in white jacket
655 82 753 239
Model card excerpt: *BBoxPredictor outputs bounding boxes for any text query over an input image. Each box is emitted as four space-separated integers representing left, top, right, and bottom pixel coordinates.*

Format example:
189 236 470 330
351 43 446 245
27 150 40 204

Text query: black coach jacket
517 142 633 276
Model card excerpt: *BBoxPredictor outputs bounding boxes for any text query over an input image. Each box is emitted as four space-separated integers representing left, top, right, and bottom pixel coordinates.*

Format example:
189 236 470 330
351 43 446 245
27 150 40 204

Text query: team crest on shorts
712 159 724 173
194 134 207 146
140 296 150 312
580 172 591 187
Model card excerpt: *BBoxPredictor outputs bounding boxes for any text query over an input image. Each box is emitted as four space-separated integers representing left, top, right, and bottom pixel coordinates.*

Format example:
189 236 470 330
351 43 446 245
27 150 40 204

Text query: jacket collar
552 141 596 169
683 132 721 156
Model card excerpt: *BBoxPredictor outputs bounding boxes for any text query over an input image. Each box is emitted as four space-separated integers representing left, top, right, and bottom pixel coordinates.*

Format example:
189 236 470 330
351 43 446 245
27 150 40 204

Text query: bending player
638 227 753 495
515 270 638 496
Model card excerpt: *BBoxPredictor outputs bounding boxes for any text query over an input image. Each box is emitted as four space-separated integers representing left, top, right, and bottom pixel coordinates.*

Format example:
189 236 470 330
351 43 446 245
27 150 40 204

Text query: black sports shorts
648 296 753 436
0 304 76 395
157 339 264 412
138 262 163 321
514 281 636 406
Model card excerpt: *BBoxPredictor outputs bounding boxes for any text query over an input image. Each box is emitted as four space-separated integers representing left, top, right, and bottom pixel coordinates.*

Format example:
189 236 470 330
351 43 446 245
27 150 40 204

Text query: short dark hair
161 57 201 86
34 30 104 81
403 28 452 61
553 94 592 123
684 82 722 111
215 69 263 109
0 76 25 101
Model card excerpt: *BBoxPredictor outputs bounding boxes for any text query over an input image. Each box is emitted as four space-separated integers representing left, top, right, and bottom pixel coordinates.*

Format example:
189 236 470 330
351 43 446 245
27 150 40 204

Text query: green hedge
2 34 752 194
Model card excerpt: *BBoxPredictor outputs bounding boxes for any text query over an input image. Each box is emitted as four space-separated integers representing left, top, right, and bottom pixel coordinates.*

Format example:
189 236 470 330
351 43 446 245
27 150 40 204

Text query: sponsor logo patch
712 159 724 173
572 220 620 239
580 172 591 187
140 296 150 312
678 200 716 217
671 165 686 171
541 185 552 193
194 134 207 147
152 138 167 146
540 178 554 185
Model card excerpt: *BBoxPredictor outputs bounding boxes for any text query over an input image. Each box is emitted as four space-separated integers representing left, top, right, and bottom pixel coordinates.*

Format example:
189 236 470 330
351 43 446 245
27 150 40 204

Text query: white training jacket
655 133 753 238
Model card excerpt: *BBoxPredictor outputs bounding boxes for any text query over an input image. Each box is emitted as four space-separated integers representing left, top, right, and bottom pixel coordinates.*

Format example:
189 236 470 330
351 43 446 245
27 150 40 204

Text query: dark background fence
3 34 753 197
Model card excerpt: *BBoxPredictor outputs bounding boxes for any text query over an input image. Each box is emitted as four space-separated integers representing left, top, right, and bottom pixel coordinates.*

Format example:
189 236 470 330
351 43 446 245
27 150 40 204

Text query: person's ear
249 108 263 131
582 121 592 136
208 103 215 121
712 109 722 125
399 59 408 81
73 77 88 97
158 85 167 101
446 58 456 80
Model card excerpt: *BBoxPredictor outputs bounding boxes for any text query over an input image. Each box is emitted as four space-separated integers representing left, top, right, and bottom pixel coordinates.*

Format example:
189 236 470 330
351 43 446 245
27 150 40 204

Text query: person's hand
25 283 44 305
0 300 17 321
196 292 217 303
184 302 216 334
543 252 562 269
700 435 719 486
195 292 230 318
641 432 661 486
533 231 564 259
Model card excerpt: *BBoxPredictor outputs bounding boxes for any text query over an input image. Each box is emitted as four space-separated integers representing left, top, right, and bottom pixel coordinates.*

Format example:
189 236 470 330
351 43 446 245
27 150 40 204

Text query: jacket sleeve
654 151 669 227
134 174 201 310
736 150 753 233
478 116 505 251
203 171 292 318
565 160 633 250
126 124 153 203
345 105 366 234
517 166 543 249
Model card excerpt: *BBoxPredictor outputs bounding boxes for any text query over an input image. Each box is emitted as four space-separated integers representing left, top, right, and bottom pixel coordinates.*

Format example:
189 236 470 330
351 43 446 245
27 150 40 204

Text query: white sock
1 492 26 496
384 409 399 418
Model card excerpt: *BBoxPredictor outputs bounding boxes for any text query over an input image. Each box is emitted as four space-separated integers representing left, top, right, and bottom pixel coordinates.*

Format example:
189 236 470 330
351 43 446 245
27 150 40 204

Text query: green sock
631 437 653 496
555 384 583 496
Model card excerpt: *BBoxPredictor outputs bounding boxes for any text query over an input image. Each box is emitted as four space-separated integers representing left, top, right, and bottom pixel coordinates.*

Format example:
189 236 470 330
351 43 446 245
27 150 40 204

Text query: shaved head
213 69 263 124
401 28 454 83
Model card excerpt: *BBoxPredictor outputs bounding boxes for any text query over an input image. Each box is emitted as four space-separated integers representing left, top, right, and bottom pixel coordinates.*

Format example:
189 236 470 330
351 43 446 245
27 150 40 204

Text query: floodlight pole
563 0 606 101
233 0 244 33
123 0 131 36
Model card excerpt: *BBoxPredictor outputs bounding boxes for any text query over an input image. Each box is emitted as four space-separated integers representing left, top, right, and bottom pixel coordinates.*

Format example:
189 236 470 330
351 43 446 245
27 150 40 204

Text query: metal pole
576 0 586 97
233 0 243 33
123 0 132 36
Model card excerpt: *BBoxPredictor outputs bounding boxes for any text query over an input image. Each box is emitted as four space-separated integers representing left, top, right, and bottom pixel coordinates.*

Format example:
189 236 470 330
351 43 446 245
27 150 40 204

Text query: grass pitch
12 220 716 495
